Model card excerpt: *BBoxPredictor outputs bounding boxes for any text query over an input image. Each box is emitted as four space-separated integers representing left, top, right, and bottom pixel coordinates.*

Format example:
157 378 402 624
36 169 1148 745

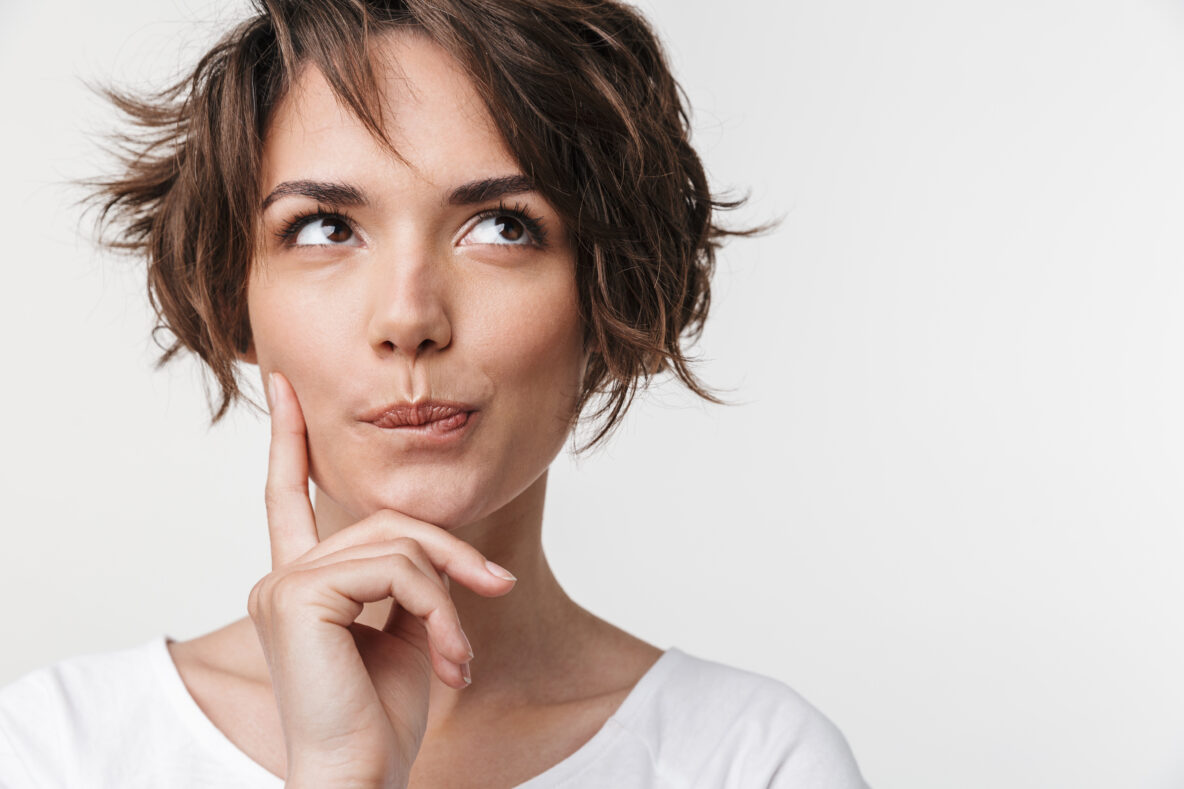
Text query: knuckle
386 552 416 573
246 582 261 619
263 483 309 519
269 570 312 607
247 574 286 618
433 597 461 628
426 573 456 607
390 536 425 559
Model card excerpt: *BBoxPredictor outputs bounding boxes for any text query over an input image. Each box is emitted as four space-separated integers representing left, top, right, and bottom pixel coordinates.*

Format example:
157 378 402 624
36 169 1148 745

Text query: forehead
260 30 518 197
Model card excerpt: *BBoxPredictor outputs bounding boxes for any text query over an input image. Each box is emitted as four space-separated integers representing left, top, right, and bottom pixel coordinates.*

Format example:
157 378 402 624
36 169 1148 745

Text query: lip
361 399 477 426
360 400 479 444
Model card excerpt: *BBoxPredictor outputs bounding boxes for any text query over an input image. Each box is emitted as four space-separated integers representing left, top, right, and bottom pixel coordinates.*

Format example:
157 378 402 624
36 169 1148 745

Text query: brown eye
464 213 534 246
323 219 352 243
495 216 524 241
290 215 362 247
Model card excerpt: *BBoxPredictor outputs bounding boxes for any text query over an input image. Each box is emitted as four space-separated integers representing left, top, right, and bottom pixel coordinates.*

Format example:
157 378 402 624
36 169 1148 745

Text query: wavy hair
83 0 764 453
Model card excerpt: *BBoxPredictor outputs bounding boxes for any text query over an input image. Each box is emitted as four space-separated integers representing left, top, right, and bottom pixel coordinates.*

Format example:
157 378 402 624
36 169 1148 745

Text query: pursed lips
363 401 475 429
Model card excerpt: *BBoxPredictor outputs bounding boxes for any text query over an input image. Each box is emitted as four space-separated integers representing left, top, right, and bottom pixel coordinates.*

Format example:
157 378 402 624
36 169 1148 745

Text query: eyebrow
260 174 536 212
446 174 534 206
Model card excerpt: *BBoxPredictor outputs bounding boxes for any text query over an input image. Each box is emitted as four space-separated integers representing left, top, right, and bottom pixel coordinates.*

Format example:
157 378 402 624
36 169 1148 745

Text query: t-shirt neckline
151 634 681 786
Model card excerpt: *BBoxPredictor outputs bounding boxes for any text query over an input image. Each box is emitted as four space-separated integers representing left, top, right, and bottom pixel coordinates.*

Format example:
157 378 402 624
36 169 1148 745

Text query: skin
165 28 663 788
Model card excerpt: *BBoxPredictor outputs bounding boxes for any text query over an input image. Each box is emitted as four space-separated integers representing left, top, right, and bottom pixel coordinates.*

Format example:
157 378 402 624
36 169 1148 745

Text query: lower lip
367 410 477 445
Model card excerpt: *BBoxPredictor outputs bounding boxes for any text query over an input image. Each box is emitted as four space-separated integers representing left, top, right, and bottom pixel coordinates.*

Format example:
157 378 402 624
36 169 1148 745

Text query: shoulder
0 636 165 724
0 637 174 786
616 648 870 788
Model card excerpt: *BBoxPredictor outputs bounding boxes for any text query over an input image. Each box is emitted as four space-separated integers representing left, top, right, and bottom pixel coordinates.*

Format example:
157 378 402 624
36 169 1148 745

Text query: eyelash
272 201 549 248
273 204 359 245
481 201 550 248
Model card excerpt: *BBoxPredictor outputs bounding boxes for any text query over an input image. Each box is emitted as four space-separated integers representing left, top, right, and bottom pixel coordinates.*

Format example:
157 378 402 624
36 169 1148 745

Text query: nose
365 240 453 361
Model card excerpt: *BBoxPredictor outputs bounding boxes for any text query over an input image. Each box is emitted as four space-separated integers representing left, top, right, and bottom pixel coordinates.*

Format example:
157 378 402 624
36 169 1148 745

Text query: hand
247 371 518 788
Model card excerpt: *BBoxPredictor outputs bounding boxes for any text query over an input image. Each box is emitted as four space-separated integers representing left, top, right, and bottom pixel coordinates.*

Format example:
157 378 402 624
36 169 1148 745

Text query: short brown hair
84 0 761 454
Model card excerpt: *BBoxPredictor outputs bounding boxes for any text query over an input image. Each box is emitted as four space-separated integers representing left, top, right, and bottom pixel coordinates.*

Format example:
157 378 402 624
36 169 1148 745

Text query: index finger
299 510 517 598
264 370 320 569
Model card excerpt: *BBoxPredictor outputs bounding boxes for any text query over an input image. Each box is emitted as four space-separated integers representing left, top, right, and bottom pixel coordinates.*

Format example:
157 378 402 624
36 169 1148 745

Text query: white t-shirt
0 636 869 788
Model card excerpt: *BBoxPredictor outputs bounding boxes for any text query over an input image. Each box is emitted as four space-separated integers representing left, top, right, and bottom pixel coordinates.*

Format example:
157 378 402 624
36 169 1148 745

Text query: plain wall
2 1 1182 787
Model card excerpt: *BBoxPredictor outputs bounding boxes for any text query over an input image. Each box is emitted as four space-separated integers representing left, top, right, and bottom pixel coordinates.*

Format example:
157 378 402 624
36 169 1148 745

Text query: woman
0 0 868 786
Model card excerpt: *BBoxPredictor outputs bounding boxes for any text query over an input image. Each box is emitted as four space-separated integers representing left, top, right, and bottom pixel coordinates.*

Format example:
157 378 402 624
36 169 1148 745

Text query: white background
2 1 1183 787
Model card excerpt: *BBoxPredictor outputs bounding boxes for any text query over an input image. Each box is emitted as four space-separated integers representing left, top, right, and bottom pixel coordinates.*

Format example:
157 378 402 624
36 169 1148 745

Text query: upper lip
361 399 477 427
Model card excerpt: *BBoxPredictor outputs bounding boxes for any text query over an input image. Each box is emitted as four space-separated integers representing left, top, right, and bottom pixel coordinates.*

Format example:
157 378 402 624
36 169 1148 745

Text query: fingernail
460 628 474 660
485 560 516 581
461 662 472 685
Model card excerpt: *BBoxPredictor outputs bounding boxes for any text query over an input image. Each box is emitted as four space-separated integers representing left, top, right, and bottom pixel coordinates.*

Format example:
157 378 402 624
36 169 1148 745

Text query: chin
377 497 481 531
313 444 550 534
351 474 494 531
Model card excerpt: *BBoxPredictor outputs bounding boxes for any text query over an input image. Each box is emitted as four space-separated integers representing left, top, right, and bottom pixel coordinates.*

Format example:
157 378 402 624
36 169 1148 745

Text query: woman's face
245 31 587 529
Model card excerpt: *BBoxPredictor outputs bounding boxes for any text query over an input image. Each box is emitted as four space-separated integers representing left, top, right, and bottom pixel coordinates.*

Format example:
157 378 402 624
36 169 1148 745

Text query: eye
460 203 549 249
465 213 533 245
277 212 363 247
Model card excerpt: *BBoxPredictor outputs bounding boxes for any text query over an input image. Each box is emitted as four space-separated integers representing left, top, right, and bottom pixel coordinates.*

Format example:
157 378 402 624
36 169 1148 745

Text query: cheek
246 272 355 408
474 274 585 404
